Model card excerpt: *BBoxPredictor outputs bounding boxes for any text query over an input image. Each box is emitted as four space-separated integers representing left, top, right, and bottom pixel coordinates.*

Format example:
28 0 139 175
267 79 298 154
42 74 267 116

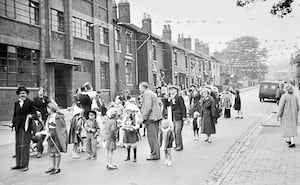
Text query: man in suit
139 82 162 160
169 86 186 151
11 87 36 171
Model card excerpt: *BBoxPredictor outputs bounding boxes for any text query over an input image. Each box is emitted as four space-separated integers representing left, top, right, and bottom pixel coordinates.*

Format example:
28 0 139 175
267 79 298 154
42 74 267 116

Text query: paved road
0 88 275 185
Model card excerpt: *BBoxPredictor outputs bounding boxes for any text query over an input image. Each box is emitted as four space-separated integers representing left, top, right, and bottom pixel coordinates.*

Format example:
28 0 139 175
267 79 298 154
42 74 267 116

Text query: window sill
73 36 94 43
126 84 134 86
115 50 122 53
100 43 109 47
51 30 66 35
0 15 41 28
0 86 39 90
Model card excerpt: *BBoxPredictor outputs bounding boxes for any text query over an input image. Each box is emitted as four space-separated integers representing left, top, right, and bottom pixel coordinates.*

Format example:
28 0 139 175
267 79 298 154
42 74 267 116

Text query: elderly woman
45 102 68 175
277 84 299 148
200 88 217 143
11 87 36 172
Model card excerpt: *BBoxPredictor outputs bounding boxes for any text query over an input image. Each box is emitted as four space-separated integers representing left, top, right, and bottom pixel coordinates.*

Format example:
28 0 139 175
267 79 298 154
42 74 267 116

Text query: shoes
22 167 29 172
133 158 137 162
11 166 23 170
12 155 16 158
90 156 96 160
174 147 183 151
288 143 296 148
286 140 291 145
240 117 244 119
72 154 80 159
164 161 168 166
45 168 55 173
124 157 130 161
204 139 209 142
167 161 172 167
50 169 61 175
146 157 160 160
107 165 118 170
235 117 240 119
36 153 42 158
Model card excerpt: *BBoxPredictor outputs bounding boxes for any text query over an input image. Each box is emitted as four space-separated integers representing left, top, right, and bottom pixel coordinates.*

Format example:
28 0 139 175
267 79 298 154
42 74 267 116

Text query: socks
133 148 137 159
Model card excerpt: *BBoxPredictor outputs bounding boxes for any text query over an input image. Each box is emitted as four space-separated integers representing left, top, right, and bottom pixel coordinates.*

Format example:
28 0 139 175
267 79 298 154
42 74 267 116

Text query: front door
55 65 69 108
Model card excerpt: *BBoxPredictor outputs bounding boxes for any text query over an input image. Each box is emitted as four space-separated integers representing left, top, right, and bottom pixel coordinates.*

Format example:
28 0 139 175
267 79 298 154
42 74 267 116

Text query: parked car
259 81 280 102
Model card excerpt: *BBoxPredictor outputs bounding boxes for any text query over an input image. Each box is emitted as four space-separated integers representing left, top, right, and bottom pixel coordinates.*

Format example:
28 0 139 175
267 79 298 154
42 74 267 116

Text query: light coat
278 93 299 137
140 89 163 122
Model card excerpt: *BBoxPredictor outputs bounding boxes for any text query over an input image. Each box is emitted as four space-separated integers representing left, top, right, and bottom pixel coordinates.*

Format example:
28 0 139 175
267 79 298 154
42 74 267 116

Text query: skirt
123 130 140 144
224 109 231 118
106 141 116 151
48 128 63 153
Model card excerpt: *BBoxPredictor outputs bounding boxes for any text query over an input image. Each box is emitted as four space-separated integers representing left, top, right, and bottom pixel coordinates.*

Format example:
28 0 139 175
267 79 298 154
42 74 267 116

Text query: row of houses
0 0 221 121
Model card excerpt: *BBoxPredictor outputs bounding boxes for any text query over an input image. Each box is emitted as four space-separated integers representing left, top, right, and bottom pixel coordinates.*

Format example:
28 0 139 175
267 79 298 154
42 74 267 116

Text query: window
99 27 109 45
152 44 157 61
175 75 178 85
100 62 110 89
174 51 178 66
0 44 39 87
114 28 121 51
126 31 132 54
125 60 133 85
72 17 93 40
51 9 64 32
191 77 195 85
29 1 39 24
0 0 39 25
185 56 188 68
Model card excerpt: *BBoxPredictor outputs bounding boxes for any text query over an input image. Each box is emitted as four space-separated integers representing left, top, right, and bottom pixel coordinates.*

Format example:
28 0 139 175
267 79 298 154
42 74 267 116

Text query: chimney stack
142 13 152 34
184 36 192 50
118 0 130 23
178 34 185 48
162 24 172 41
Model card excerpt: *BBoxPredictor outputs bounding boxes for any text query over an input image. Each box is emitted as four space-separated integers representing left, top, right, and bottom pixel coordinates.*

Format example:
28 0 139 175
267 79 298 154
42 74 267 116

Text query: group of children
69 97 176 170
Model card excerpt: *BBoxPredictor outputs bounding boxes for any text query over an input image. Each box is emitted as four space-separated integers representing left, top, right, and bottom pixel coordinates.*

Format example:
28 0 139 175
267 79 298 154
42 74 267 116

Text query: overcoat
200 96 217 135
278 93 299 137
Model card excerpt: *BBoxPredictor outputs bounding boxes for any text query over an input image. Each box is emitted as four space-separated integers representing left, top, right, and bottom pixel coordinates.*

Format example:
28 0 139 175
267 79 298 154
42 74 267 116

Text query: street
0 88 276 185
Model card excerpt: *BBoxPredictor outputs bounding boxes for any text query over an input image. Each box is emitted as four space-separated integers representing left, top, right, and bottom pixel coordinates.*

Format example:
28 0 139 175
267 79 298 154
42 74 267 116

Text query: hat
169 85 178 90
200 88 210 95
16 87 29 95
125 102 139 112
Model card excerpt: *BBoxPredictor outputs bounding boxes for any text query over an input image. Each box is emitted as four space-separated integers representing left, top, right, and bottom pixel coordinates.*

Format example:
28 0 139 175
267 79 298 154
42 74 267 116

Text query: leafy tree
213 36 268 81
236 0 294 18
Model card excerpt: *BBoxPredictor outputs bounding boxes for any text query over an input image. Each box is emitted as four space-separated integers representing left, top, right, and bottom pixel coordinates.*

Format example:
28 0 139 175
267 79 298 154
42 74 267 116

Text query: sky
118 0 300 65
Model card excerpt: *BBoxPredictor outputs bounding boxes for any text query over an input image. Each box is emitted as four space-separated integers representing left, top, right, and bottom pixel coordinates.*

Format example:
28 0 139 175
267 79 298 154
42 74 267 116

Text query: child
159 119 174 167
69 106 85 159
84 110 100 160
192 111 201 140
234 90 243 119
104 108 118 170
31 111 45 158
122 102 142 162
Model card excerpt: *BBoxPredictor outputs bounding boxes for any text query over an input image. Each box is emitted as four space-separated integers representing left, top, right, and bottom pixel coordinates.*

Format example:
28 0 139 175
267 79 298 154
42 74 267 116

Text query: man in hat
11 87 36 171
169 85 186 151
139 82 162 160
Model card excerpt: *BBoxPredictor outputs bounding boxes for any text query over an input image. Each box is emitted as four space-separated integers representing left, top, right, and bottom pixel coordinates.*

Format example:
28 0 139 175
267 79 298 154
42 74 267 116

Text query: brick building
0 0 115 121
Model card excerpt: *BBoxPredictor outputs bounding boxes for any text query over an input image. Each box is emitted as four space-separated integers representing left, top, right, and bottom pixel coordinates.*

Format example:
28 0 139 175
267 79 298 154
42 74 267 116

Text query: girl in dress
159 119 174 166
44 103 68 175
122 102 143 162
104 108 118 170
192 111 201 140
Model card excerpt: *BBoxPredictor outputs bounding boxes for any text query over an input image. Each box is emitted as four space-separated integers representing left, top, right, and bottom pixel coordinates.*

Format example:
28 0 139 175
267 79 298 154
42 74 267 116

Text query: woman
11 87 36 171
222 90 232 118
200 89 217 143
277 84 299 148
45 102 68 175
233 90 243 119
33 87 50 121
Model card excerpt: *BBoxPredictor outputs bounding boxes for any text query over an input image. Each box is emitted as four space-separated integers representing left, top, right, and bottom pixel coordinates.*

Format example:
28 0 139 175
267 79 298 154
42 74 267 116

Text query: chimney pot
118 0 131 23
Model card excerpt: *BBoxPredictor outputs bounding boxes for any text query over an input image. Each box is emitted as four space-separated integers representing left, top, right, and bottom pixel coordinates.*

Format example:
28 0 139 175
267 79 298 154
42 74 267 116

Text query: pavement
206 88 300 185
0 87 284 185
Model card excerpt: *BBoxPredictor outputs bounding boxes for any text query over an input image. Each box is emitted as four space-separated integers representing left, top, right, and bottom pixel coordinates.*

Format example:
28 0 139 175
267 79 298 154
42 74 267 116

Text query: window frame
51 9 64 32
125 60 133 85
126 31 132 55
114 27 121 52
99 27 109 45
152 43 157 61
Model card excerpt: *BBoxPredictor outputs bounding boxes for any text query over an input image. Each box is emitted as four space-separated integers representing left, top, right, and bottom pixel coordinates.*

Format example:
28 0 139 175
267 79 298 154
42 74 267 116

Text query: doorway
54 64 71 108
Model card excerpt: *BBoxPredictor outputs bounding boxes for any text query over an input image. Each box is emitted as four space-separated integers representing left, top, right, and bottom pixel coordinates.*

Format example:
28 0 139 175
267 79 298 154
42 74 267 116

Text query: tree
236 0 294 18
213 36 268 81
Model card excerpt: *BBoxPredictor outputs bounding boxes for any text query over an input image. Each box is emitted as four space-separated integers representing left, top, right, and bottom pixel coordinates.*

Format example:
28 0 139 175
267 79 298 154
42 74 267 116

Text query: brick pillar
93 0 101 91
39 0 47 90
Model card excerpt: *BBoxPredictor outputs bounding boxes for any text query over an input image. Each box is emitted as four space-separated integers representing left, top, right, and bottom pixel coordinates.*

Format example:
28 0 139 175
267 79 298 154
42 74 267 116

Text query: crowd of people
10 82 246 174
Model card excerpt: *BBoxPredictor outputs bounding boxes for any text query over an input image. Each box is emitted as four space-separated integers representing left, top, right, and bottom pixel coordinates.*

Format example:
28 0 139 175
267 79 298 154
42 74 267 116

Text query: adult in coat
79 86 92 119
11 87 36 171
200 89 217 143
190 85 201 114
277 84 299 148
33 87 50 121
139 82 162 160
169 86 186 151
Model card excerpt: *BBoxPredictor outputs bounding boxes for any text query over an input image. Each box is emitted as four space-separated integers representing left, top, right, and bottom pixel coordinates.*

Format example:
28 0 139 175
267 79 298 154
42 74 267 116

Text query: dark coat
79 94 92 111
159 129 174 149
200 96 217 135
171 94 187 121
12 99 36 130
33 96 50 121
234 95 241 111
